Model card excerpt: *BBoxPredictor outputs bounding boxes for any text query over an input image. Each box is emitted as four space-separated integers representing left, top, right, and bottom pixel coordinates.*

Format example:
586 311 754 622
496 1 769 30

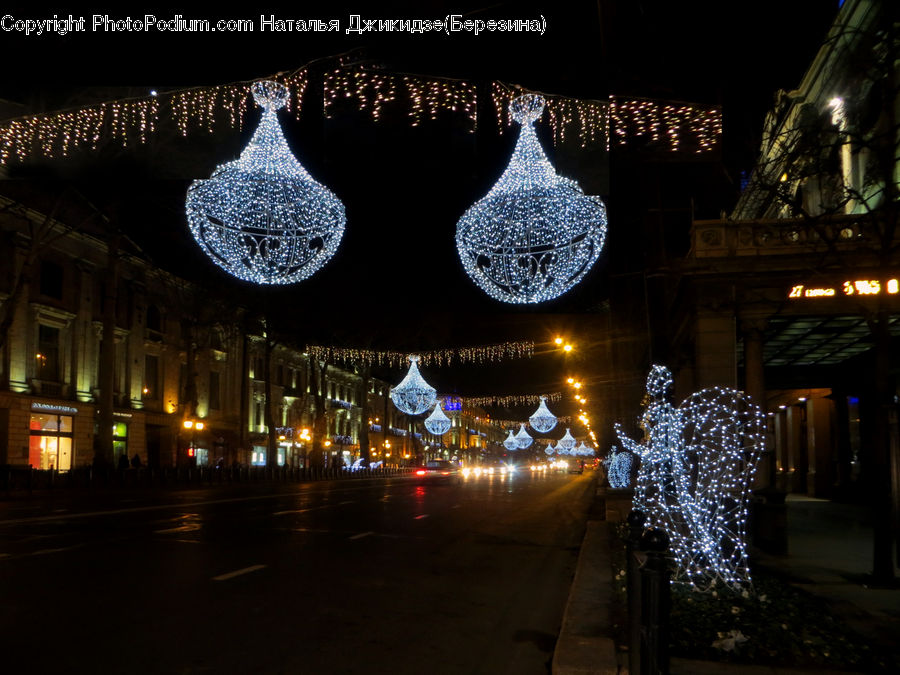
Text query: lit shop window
29 413 73 471
113 422 128 464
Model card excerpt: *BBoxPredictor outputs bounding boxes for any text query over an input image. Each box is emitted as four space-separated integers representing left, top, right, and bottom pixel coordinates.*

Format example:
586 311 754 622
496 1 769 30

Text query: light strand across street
305 341 534 368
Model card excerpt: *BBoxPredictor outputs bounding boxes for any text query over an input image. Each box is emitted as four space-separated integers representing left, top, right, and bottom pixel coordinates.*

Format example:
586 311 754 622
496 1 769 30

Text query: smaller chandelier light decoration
557 428 577 452
515 423 533 449
615 365 765 591
424 401 452 436
390 356 437 415
455 93 608 304
605 446 634 488
503 430 519 452
575 441 593 457
544 443 556 456
186 80 346 285
529 395 558 433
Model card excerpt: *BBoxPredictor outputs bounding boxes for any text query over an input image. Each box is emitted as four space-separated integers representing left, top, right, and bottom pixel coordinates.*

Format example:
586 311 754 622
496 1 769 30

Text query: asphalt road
0 469 596 674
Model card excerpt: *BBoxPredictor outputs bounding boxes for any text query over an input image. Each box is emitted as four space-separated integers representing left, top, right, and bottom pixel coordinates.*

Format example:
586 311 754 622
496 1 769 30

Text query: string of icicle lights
305 341 534 368
460 392 562 408
0 62 722 165
615 365 764 591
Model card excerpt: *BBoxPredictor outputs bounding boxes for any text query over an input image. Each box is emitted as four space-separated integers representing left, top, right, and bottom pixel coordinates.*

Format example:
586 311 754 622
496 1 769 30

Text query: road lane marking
212 564 267 582
30 545 82 556
414 514 429 520
348 531 374 540
272 508 312 516
154 523 201 534
451 504 461 509
0 553 11 559
338 501 354 505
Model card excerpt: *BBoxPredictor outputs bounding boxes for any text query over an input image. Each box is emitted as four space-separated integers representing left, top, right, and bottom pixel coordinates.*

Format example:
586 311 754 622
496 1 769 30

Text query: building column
694 311 737 390
785 405 805 493
806 397 835 499
742 319 771 489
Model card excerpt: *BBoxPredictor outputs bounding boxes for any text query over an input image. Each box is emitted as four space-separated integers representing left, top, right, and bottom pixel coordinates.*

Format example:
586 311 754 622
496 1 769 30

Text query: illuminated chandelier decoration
545 442 556 455
615 365 765 590
424 400 452 436
455 93 608 304
605 446 634 488
557 428 577 452
515 423 533 449
390 356 437 415
503 430 519 452
186 80 346 285
575 441 592 456
528 395 558 433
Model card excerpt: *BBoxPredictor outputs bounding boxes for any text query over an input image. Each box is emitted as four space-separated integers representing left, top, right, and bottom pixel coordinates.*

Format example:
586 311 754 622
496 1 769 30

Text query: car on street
414 459 461 483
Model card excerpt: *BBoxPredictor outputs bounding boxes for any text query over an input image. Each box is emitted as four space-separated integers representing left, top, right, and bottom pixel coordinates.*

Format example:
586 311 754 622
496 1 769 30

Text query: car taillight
441 471 450 475
416 469 426 476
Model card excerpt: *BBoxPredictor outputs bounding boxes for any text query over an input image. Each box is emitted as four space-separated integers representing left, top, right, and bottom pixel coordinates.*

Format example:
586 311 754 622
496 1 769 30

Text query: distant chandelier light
503 430 519 451
529 395 558 433
544 443 556 455
515 423 533 449
186 80 345 285
424 400 452 436
390 356 437 415
557 428 577 452
455 93 608 304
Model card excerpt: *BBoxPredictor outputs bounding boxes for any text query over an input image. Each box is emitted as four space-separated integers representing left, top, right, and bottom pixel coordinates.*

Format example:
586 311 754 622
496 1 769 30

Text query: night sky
0 1 837 401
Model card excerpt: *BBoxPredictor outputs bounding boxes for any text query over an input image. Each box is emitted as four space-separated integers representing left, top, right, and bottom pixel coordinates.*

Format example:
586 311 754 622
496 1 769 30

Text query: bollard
639 528 671 675
626 510 647 675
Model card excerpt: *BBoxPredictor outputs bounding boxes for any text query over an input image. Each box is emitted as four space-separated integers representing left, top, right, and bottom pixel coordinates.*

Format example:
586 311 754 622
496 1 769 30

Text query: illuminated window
36 325 60 381
29 413 73 471
113 422 128 464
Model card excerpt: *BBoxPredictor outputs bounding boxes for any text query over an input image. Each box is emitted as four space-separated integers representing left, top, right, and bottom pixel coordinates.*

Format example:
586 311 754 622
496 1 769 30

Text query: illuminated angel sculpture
615 365 764 589
605 446 634 488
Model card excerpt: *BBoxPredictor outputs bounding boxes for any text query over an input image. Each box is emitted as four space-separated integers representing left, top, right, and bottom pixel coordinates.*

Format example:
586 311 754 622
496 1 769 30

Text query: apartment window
146 305 163 341
36 324 60 381
39 260 63 299
209 371 221 410
143 355 159 399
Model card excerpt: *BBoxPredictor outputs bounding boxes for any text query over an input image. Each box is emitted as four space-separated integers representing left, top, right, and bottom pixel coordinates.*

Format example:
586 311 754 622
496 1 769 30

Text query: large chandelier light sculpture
424 401 452 436
515 423 533 449
503 430 519 452
529 395 558 433
186 80 346 285
557 428 577 452
615 365 765 590
455 93 607 304
390 356 437 415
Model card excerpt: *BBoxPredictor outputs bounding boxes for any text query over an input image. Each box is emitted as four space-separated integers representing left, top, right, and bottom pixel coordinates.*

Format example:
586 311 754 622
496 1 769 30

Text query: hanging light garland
305 341 534 368
0 56 721 166
424 400 452 436
456 93 608 304
460 392 562 408
389 355 437 415
528 395 558 433
615 365 764 591
185 80 345 284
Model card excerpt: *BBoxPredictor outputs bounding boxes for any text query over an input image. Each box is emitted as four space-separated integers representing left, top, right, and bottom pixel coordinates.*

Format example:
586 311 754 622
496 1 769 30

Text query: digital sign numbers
789 278 899 299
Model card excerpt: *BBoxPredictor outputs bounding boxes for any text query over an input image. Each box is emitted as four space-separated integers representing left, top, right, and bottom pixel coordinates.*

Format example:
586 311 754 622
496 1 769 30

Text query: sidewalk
553 490 900 674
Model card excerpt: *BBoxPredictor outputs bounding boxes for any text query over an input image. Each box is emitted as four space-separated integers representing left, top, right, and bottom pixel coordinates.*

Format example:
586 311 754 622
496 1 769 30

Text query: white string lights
389 355 437 415
615 365 765 590
460 393 562 408
455 93 608 304
605 445 634 488
528 395 558 433
305 341 534 368
424 400 452 436
185 80 345 284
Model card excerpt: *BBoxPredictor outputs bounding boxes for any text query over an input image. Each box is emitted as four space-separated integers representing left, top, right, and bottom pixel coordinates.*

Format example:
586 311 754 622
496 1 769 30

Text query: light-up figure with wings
616 365 765 590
